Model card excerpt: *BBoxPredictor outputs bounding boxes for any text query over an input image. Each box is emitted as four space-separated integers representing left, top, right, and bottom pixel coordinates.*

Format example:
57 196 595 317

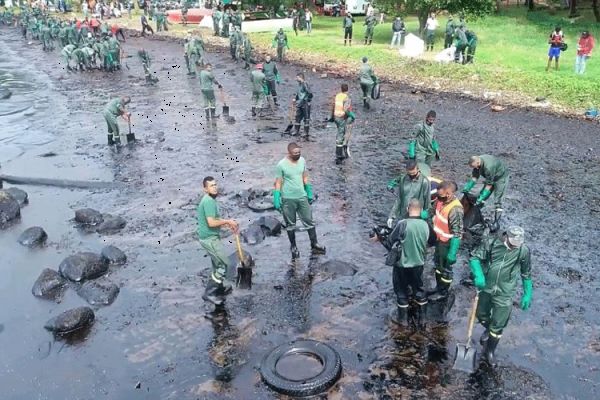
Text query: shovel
283 99 296 134
342 122 353 159
235 233 252 289
220 87 229 117
453 291 479 373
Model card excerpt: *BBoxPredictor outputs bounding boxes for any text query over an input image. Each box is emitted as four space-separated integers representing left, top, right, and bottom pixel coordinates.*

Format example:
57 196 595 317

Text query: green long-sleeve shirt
263 61 279 81
386 217 430 268
359 63 376 85
472 155 508 185
250 69 265 93
471 236 531 306
199 70 218 90
389 174 431 220
411 121 436 157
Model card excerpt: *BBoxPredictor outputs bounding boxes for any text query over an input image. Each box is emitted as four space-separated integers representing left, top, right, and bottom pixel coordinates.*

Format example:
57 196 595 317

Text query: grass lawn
249 7 600 114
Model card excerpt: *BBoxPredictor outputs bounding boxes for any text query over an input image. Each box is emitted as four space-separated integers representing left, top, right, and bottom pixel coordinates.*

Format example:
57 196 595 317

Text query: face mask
408 173 419 180
290 154 301 161
437 195 448 202
209 192 218 199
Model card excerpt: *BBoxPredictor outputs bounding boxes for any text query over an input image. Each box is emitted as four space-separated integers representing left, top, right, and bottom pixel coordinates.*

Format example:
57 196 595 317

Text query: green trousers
434 241 453 284
491 175 509 209
360 83 372 101
282 197 314 231
199 236 228 282
476 291 512 338
103 111 120 137
365 27 374 40
415 154 433 177
277 45 285 62
251 91 265 108
334 117 347 145
201 89 216 109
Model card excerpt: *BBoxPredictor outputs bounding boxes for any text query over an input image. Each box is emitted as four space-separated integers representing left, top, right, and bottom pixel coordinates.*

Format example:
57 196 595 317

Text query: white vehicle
345 0 370 16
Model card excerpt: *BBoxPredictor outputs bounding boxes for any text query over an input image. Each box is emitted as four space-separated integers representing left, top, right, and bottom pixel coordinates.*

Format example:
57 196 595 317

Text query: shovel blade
452 344 477 373
236 265 252 290
222 105 230 117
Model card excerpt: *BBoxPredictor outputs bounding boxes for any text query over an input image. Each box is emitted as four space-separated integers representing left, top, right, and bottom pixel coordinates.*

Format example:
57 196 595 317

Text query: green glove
347 111 356 123
462 180 475 194
273 190 282 210
476 187 492 205
408 141 416 159
447 237 461 265
275 73 281 84
420 210 428 220
431 139 440 153
387 178 399 191
271 39 276 48
263 84 269 95
469 258 486 289
304 183 314 202
521 278 533 310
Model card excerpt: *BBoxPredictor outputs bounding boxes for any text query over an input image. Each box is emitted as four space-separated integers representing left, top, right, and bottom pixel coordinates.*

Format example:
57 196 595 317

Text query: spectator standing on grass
546 26 564 71
343 12 355 46
575 31 595 75
424 13 438 52
444 16 455 49
390 16 405 49
305 9 312 35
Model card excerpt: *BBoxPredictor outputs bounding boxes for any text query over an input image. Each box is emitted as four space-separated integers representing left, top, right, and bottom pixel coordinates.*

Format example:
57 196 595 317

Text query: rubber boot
107 134 115 145
210 108 219 119
308 228 326 254
335 145 345 164
390 304 409 326
483 335 500 366
287 230 300 260
303 125 310 140
273 96 279 106
113 135 122 145
368 39 372 45
205 109 211 120
480 328 489 346
126 133 136 143
416 302 427 330
217 278 233 297
292 124 301 136
364 38 367 45
344 39 347 46
349 39 352 46
251 107 256 117
343 145 350 159
428 273 450 301
490 209 502 233
202 278 224 306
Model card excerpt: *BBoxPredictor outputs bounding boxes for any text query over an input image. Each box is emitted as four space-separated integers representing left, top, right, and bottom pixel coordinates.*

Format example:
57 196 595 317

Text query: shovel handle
128 117 132 134
466 291 479 343
234 234 244 262
219 87 227 106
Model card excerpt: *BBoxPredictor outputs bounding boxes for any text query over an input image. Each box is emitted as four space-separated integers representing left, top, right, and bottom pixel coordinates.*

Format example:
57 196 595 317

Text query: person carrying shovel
103 96 131 145
197 176 239 307
468 226 532 366
198 63 223 121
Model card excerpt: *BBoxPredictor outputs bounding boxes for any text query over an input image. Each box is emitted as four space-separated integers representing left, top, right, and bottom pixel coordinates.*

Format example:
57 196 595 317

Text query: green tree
377 0 495 32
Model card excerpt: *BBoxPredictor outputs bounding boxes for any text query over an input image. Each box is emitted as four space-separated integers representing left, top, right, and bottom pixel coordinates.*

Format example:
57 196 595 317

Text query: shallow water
0 26 599 400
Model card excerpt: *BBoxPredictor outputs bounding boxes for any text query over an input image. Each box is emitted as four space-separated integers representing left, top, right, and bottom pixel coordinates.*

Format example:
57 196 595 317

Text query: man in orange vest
330 83 356 163
429 181 464 300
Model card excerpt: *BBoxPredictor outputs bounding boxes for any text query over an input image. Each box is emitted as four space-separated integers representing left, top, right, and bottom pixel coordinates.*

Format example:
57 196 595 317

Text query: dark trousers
141 23 154 36
444 34 453 49
265 80 277 99
393 265 426 306
294 103 310 125
115 28 126 41
344 27 353 40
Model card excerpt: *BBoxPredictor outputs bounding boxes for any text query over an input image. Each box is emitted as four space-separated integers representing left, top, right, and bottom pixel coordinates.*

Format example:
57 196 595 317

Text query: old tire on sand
260 339 342 397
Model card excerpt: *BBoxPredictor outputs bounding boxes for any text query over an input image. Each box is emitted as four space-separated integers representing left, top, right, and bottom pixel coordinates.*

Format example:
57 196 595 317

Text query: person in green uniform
343 12 355 46
363 13 377 45
222 9 231 37
273 28 289 63
358 56 377 109
242 33 253 70
108 33 121 71
188 36 205 70
465 30 478 64
462 154 509 231
103 96 131 145
385 198 431 326
444 16 455 49
198 63 222 121
407 110 440 177
429 181 464 300
469 226 532 365
454 25 467 63
273 142 326 260
213 6 222 36
229 27 238 61
183 36 193 75
233 9 243 29
234 27 244 62
262 55 281 106
181 3 188 26
138 48 158 84
41 23 52 51
58 23 68 47
250 63 266 117
67 21 78 45
387 160 431 227
328 83 356 163
293 72 312 139
197 176 239 306
61 44 76 70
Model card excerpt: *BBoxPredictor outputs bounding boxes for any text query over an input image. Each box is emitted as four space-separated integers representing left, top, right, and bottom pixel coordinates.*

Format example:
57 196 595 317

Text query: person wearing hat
197 176 239 306
462 155 509 231
407 110 440 177
343 12 355 46
273 142 326 260
250 63 266 117
263 55 281 106
330 83 356 163
575 31 595 75
358 56 377 109
363 12 378 45
444 16 455 49
469 226 533 365
103 96 131 145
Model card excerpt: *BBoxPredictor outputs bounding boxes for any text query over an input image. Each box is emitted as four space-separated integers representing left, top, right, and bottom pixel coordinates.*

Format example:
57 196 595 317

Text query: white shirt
426 17 438 31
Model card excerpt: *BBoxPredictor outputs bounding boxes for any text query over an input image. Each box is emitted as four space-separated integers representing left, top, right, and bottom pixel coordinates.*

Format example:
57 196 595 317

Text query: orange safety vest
334 92 349 118
433 198 462 243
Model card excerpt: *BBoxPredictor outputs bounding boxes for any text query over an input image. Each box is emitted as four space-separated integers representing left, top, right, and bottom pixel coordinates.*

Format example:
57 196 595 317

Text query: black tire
260 339 342 397
371 83 381 100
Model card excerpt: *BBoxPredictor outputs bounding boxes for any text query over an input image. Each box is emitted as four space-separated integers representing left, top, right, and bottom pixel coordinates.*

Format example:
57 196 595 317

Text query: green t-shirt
276 157 306 199
196 194 221 239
